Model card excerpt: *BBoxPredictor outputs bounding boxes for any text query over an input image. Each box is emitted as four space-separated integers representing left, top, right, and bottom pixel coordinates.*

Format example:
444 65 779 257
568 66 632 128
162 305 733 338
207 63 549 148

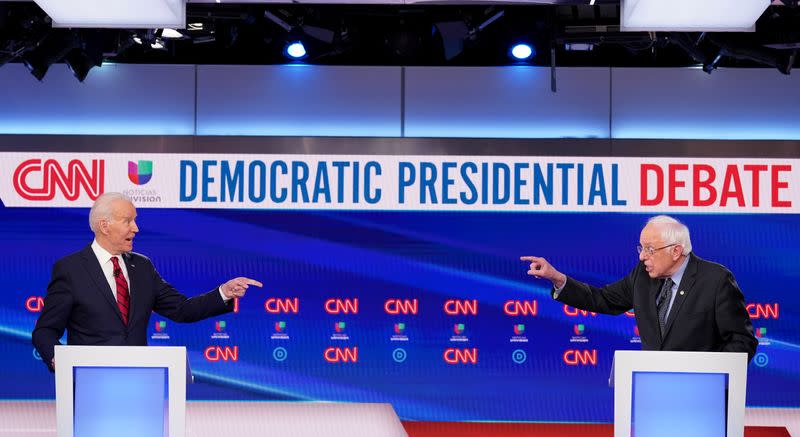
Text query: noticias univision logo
211 320 230 340
511 323 528 343
128 160 153 185
450 323 468 343
331 321 349 341
391 322 409 342
508 323 528 343
570 324 588 343
630 325 641 344
271 321 289 340
151 320 169 340
755 327 771 346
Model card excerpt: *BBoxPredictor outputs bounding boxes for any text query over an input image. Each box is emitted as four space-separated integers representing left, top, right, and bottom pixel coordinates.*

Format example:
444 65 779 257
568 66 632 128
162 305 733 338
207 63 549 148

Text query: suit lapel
662 254 698 340
80 245 125 325
122 252 136 324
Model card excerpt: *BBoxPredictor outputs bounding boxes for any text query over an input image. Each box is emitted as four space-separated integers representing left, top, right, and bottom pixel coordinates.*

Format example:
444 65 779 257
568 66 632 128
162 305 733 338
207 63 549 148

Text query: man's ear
97 219 109 235
672 245 684 260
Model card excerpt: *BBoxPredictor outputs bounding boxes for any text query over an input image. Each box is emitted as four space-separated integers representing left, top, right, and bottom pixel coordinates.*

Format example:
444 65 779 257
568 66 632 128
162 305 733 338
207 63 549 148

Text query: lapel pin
679 290 685 296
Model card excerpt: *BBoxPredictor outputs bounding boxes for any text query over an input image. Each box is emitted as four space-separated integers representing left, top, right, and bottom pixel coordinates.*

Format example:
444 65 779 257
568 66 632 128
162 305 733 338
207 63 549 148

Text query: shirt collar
669 255 690 288
91 239 120 265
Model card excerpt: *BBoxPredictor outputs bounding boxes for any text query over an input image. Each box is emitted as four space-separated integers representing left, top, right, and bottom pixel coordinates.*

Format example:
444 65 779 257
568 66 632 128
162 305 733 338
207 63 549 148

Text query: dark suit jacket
32 245 233 371
554 253 757 360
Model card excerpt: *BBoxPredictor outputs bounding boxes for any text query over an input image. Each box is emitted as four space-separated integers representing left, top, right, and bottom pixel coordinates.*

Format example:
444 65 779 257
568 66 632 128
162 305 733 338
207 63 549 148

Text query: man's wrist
554 274 567 290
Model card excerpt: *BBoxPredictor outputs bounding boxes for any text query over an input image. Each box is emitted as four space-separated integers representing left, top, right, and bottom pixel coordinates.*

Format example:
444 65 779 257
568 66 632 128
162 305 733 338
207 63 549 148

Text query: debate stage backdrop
0 143 796 423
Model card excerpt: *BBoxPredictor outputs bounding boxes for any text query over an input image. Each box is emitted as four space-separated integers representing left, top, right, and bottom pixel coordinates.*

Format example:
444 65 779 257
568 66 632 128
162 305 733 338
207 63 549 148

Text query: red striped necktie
110 257 130 325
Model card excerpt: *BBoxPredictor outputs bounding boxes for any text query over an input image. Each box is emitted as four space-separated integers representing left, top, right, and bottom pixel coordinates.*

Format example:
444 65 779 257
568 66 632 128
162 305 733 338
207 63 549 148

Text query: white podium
613 350 748 437
55 345 187 437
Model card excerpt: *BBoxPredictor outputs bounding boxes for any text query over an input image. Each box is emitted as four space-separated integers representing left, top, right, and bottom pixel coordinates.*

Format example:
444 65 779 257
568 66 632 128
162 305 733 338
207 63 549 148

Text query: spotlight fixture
64 49 102 82
159 28 184 39
621 0 770 32
510 43 534 60
21 30 78 81
285 41 307 59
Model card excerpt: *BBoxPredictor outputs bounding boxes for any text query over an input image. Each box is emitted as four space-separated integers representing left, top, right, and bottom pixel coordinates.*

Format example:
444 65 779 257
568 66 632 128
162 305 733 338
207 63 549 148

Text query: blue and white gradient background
0 207 797 422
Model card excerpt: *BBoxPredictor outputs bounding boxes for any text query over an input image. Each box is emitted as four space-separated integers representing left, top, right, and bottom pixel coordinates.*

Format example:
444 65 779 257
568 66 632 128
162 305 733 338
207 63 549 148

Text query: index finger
241 278 263 287
520 256 543 262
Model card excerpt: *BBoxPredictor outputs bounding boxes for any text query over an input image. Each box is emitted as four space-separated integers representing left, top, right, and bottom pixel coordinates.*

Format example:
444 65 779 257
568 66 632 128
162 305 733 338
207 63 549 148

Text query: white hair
646 215 692 254
89 192 132 233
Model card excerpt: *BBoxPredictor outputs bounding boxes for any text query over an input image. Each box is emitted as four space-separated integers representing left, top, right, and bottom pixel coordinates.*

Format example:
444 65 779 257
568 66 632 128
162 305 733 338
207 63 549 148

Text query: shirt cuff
218 286 231 302
552 278 566 299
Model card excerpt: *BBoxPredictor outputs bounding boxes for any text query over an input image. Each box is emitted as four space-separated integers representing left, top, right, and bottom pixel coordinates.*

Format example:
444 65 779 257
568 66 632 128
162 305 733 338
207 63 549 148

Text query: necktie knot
110 256 124 277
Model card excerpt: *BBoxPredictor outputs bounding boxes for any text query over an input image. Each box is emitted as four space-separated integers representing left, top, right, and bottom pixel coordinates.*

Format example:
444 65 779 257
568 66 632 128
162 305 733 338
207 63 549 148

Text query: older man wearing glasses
521 215 757 360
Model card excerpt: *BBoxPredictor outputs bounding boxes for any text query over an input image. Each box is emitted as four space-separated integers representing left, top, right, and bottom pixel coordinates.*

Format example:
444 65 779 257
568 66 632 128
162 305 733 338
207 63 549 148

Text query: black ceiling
1 1 799 80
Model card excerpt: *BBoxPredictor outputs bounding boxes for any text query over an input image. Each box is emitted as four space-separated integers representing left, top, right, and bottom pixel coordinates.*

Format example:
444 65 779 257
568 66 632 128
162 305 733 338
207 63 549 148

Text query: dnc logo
128 160 153 185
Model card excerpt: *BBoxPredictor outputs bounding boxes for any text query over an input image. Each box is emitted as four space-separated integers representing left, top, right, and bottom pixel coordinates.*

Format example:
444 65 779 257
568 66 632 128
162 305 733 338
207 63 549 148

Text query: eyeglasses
636 243 677 257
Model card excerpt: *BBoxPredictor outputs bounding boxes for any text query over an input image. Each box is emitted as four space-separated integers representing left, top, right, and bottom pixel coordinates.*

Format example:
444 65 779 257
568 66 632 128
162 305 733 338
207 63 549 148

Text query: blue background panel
1 208 797 422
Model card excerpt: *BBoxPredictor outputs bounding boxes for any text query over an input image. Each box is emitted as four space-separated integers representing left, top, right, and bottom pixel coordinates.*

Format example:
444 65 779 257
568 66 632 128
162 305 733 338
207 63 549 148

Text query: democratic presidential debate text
2 153 795 213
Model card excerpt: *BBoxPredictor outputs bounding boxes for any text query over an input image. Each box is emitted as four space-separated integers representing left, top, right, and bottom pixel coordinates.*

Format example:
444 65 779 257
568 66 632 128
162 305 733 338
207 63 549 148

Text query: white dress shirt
90 240 130 302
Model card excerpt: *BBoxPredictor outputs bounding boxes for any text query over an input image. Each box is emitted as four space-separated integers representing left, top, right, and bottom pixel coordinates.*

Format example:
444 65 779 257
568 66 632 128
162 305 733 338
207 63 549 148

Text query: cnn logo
265 298 300 314
13 159 104 201
324 347 359 363
25 296 45 312
325 298 359 314
443 299 478 316
747 303 779 319
443 348 478 364
563 305 597 317
204 346 238 362
384 299 418 315
504 300 538 316
563 349 597 366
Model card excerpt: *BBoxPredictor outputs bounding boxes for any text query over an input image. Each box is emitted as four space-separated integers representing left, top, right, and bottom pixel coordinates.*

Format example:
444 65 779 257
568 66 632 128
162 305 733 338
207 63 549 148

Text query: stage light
21 30 78 81
160 28 184 39
511 43 534 60
32 0 185 29
285 41 307 59
702 50 723 74
64 50 101 82
433 21 469 61
621 0 770 32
